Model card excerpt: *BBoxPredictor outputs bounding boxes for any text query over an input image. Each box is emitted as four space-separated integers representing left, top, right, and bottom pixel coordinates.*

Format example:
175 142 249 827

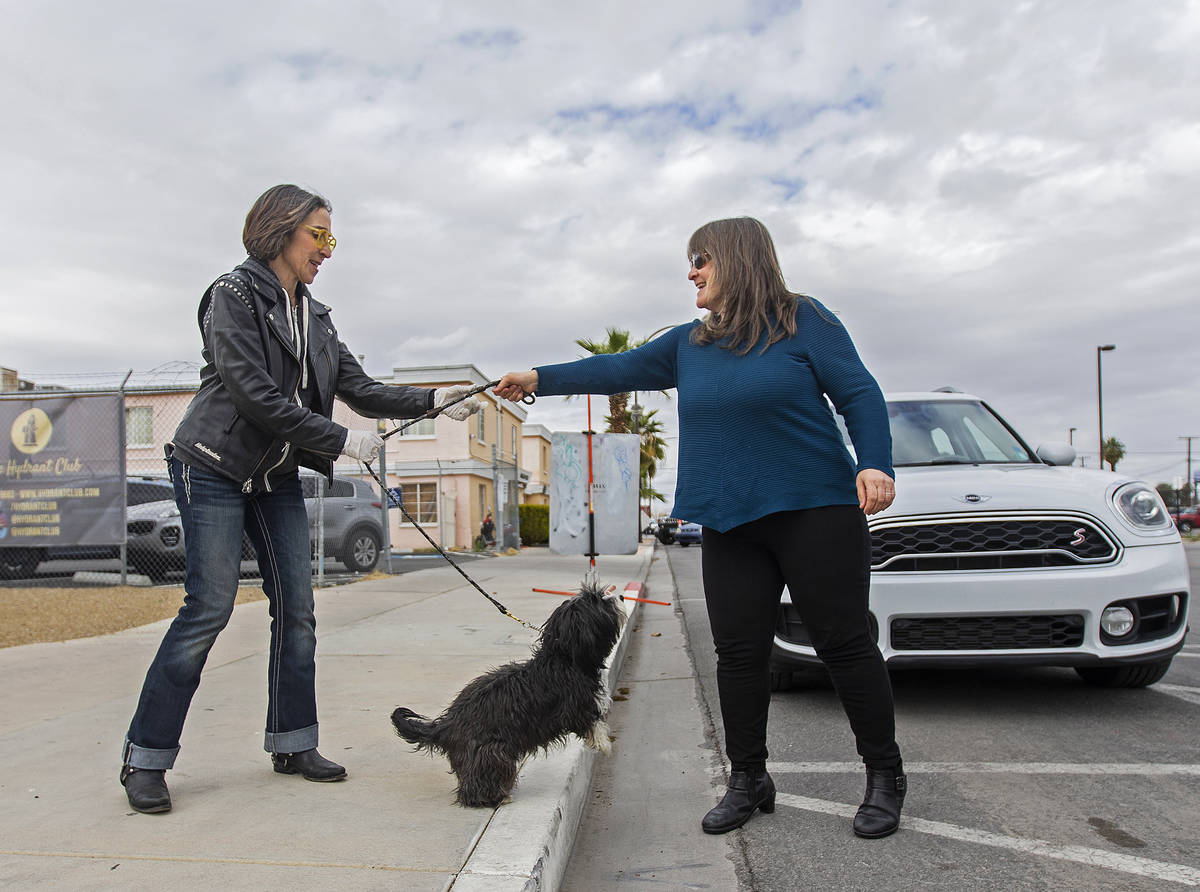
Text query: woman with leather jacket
121 184 481 814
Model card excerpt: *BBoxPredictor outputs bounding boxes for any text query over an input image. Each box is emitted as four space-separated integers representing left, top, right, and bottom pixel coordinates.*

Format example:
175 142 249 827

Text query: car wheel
769 670 794 691
1074 659 1173 688
0 548 41 579
679 541 690 547
1180 520 1194 533
342 527 381 573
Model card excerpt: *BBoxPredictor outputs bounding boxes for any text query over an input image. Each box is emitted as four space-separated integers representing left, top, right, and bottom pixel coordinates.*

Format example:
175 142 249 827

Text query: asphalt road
573 541 1200 891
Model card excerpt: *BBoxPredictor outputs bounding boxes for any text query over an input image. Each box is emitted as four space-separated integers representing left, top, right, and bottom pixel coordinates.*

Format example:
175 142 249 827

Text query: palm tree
1102 436 1126 471
575 328 638 432
575 325 674 433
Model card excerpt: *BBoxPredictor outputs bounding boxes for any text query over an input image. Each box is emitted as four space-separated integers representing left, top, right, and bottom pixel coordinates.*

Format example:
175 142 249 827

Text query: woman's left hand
857 469 895 516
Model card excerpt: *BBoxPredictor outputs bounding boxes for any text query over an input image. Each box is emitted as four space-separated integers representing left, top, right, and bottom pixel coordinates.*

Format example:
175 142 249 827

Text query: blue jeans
124 457 319 770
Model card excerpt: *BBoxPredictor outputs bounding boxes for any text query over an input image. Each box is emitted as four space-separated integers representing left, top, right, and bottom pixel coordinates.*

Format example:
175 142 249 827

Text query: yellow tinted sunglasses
303 225 337 252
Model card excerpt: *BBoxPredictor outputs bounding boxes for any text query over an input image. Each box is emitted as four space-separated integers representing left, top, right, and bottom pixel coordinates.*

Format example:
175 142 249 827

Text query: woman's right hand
495 370 538 402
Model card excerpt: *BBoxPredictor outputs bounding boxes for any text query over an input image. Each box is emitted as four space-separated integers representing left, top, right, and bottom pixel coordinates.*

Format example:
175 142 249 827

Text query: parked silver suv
300 472 386 573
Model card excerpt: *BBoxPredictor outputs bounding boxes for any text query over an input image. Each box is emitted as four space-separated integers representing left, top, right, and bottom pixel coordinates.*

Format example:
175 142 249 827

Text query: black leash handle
381 379 535 442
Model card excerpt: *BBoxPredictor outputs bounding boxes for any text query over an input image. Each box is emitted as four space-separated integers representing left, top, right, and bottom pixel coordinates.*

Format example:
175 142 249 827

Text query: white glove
342 429 383 462
433 385 483 421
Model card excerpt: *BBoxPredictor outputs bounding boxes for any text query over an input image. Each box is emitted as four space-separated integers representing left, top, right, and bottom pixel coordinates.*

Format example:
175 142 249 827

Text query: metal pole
316 474 325 587
436 458 444 549
1097 344 1115 469
378 431 393 574
1181 436 1198 505
118 369 132 585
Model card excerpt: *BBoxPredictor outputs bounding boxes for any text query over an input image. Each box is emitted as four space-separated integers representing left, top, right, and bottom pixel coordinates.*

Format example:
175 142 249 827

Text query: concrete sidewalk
0 546 654 890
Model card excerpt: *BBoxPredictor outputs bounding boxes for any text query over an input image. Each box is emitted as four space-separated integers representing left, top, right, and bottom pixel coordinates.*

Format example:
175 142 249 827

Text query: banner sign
0 395 124 546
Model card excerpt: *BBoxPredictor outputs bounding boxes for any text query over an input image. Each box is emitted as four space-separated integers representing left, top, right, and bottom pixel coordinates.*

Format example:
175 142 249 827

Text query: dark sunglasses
690 252 710 270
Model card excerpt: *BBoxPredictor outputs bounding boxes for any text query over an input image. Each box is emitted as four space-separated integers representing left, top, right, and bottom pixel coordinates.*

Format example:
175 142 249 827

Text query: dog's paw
584 720 613 754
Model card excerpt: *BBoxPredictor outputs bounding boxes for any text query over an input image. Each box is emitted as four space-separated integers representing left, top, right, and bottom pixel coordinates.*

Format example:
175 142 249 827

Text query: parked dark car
675 521 703 546
654 517 680 545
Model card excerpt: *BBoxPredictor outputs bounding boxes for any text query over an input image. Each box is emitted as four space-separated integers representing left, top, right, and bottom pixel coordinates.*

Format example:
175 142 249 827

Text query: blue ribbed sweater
536 298 893 533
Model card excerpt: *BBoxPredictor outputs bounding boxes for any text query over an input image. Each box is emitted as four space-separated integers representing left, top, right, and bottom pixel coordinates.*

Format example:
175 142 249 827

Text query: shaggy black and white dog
391 581 626 807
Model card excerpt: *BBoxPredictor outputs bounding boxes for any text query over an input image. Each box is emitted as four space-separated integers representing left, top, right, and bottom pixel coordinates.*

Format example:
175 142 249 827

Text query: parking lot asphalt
0 545 652 890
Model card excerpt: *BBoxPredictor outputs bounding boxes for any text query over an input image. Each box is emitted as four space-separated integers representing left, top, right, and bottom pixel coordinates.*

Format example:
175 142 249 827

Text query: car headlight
1112 483 1173 531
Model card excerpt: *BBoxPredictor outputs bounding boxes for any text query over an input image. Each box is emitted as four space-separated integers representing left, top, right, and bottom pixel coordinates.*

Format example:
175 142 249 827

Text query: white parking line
770 761 1200 775
1156 684 1200 706
774 793 1200 887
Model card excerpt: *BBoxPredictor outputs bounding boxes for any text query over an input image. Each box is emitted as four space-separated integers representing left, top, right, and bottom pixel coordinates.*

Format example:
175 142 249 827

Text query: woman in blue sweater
495 217 904 838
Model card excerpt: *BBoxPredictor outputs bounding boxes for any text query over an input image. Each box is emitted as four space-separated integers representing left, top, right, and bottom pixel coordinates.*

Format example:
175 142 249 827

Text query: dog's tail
391 706 438 747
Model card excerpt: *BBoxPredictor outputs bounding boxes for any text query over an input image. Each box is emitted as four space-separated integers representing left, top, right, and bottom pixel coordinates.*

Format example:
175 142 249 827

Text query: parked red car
1173 505 1200 534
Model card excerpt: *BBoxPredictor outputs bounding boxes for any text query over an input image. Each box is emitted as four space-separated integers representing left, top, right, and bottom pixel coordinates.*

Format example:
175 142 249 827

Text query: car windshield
887 399 1035 466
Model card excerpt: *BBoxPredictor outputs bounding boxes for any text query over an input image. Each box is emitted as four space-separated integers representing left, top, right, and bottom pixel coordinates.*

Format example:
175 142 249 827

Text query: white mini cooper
771 390 1191 689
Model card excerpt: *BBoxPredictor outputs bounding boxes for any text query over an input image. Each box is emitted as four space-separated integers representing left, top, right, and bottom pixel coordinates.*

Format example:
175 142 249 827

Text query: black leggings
701 506 901 772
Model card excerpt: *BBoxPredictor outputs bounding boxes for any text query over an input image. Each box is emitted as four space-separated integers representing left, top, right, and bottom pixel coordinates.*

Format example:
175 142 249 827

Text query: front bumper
771 542 1191 671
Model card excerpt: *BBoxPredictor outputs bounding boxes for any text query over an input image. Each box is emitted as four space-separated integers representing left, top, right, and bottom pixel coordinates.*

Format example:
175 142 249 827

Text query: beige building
520 424 553 506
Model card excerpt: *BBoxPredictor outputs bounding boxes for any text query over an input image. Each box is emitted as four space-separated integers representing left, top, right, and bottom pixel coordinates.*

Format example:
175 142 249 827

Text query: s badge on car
953 494 992 504
1070 528 1087 546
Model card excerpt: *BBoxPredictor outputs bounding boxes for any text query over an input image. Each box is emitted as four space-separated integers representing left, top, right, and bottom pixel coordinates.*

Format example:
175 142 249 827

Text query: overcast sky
4 0 1199 506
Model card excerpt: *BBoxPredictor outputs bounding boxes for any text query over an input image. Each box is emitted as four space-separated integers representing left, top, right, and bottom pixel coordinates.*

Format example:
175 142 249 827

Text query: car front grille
870 513 1119 571
890 614 1085 650
127 521 155 536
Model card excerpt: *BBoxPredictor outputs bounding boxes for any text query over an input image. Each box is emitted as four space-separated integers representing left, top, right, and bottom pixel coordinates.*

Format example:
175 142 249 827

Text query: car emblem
953 494 991 504
1070 528 1087 546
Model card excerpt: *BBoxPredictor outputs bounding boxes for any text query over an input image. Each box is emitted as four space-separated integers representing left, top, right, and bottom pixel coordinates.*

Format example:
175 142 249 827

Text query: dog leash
379 379 534 442
365 380 539 631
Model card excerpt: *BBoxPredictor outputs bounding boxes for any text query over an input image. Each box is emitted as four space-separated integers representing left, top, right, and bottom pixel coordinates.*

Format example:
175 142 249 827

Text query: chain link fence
0 376 390 586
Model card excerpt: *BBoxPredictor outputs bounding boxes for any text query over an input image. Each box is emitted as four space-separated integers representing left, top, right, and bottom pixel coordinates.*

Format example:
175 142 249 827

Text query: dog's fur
391 581 626 807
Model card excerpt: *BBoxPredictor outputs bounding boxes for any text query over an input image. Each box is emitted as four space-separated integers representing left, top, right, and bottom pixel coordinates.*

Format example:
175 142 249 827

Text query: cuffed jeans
701 506 902 772
124 457 319 770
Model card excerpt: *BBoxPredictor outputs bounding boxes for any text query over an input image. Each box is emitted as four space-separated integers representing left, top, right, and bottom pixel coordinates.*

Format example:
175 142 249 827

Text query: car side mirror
1036 442 1077 466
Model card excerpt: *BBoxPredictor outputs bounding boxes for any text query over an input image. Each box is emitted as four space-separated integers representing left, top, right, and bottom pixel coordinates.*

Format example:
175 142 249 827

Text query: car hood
126 499 180 521
878 463 1177 544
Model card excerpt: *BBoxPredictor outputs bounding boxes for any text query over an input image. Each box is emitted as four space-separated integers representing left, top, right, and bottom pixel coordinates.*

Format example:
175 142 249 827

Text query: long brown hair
242 185 332 262
688 217 817 355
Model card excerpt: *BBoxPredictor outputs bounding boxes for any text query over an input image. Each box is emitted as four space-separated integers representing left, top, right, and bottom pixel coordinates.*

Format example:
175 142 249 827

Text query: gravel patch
0 584 267 649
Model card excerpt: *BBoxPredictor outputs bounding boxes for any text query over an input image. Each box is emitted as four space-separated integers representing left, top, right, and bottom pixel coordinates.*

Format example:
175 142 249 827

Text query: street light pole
1097 344 1115 470
631 400 643 542
1181 436 1199 505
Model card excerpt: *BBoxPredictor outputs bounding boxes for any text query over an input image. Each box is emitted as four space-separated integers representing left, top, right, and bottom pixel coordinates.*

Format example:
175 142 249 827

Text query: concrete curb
454 579 647 891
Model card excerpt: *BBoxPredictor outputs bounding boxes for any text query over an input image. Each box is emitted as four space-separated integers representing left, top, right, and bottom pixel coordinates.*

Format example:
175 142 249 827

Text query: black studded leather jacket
170 257 433 491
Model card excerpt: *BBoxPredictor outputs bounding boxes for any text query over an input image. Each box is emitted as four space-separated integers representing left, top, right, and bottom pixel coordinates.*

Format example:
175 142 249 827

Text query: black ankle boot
701 769 775 834
853 767 906 838
271 748 347 782
121 765 171 814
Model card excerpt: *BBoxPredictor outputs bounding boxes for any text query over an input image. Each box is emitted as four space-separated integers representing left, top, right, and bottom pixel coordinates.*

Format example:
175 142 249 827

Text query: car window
330 479 355 498
127 481 175 505
888 400 1035 466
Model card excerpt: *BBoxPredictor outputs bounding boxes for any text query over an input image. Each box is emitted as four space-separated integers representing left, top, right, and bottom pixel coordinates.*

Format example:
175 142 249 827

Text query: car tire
342 526 381 573
1180 520 1194 533
1074 659 1173 688
679 541 690 547
0 548 41 579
